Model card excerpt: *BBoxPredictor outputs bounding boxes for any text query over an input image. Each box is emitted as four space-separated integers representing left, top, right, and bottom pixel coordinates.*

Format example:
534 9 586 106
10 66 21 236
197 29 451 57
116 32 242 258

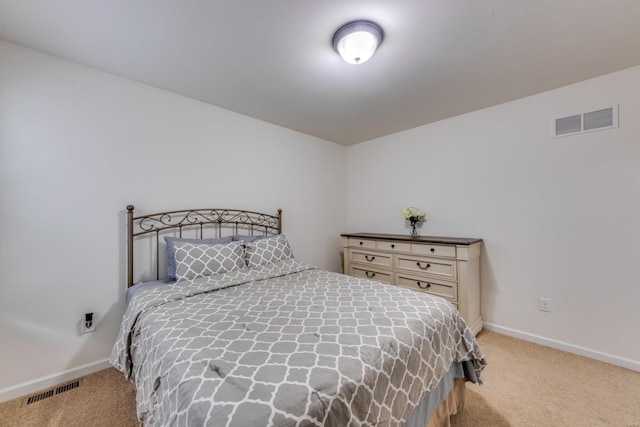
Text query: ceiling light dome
332 20 384 65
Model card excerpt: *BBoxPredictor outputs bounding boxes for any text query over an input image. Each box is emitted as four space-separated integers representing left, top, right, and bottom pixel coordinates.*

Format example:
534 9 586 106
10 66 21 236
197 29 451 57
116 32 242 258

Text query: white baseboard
0 358 112 403
483 322 640 372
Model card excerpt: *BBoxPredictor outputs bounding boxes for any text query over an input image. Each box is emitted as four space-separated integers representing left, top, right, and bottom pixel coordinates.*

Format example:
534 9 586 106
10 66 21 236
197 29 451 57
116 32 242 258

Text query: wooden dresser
341 233 483 335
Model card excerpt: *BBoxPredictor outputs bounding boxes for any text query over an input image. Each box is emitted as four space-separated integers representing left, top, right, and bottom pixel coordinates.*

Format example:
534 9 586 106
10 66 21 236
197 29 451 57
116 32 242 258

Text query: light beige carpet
1 331 639 426
0 368 138 427
451 331 640 426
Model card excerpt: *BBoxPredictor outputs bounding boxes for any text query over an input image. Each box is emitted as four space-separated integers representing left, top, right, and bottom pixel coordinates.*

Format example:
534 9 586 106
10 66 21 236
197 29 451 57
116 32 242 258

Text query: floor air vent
55 380 80 394
552 104 618 138
24 389 55 405
22 379 82 406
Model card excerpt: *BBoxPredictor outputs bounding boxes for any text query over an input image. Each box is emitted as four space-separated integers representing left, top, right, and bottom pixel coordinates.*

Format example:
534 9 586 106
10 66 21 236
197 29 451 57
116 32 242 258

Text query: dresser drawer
348 249 392 269
348 238 376 249
376 241 411 253
395 273 457 301
351 266 393 285
395 255 457 280
411 243 456 258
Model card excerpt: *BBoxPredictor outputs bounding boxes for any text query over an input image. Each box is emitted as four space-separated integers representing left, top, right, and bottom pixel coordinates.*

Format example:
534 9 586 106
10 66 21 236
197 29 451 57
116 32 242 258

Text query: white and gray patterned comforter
111 259 486 426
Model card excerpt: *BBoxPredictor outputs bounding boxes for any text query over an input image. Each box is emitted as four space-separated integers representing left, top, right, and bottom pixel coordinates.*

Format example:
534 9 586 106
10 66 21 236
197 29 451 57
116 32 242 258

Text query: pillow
126 279 175 304
174 241 246 281
165 236 232 280
245 234 294 267
232 235 266 243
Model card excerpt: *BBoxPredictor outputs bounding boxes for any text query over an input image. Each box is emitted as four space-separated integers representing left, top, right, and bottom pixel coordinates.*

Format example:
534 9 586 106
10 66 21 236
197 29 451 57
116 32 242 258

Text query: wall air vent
552 104 618 138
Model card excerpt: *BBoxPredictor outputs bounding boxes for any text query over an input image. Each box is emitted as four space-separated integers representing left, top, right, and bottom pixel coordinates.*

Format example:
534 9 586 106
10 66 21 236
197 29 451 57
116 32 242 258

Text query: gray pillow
232 235 266 243
165 236 232 279
245 234 294 267
174 241 246 281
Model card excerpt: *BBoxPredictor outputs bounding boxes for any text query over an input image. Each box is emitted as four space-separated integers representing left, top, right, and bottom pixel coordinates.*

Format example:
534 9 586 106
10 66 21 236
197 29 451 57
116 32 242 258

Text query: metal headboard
126 205 282 287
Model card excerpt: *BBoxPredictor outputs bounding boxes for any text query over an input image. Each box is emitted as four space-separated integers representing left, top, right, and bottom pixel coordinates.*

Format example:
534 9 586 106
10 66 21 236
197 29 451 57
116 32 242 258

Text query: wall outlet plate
538 298 551 312
82 315 96 334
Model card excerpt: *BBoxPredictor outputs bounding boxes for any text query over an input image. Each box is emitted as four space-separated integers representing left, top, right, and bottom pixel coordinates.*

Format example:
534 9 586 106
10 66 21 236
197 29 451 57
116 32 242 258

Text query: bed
111 206 486 426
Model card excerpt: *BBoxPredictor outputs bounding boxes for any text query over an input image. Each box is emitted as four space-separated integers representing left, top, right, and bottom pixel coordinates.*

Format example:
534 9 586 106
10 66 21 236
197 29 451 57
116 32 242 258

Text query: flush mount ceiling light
332 20 384 65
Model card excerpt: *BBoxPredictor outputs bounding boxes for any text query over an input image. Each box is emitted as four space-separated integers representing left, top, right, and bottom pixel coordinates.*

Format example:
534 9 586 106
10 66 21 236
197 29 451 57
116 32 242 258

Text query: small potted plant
402 207 425 237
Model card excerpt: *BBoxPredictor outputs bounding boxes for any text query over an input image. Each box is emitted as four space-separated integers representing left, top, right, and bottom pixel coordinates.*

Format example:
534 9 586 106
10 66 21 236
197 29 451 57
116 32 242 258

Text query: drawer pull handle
359 241 363 245
416 282 431 289
365 255 375 262
430 248 435 252
365 271 376 278
416 262 431 270
391 244 395 248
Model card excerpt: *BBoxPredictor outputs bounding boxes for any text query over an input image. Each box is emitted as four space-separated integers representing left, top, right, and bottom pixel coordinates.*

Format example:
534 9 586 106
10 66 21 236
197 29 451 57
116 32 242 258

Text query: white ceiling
1 1 640 145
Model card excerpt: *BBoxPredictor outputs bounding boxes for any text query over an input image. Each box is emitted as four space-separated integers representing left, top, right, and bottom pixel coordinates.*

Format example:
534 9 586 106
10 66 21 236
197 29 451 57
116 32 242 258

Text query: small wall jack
538 298 551 313
83 312 95 334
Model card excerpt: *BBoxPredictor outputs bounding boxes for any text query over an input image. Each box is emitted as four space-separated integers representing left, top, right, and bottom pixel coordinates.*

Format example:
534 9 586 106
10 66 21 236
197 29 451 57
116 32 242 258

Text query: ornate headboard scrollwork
126 205 282 287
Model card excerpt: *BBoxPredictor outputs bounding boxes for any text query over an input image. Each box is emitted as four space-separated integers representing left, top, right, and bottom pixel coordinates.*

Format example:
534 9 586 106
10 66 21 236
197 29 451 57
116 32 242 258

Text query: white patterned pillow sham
174 241 246 281
245 234 294 267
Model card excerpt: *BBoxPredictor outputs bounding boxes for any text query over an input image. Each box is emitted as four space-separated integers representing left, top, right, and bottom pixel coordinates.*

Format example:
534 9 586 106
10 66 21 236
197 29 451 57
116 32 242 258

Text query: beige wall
0 40 346 399
346 65 640 370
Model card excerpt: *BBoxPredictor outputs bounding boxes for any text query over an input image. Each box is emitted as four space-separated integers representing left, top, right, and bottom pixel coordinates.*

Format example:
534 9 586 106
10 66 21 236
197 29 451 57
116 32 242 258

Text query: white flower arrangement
402 207 425 223
402 207 425 237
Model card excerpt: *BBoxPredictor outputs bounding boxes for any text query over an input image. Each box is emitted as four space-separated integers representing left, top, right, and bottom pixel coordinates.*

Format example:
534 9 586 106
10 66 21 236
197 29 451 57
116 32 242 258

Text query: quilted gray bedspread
111 260 486 426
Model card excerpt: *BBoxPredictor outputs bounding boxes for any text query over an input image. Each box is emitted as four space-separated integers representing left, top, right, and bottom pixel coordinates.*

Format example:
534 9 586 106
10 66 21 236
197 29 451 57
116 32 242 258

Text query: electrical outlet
538 298 551 312
82 313 95 334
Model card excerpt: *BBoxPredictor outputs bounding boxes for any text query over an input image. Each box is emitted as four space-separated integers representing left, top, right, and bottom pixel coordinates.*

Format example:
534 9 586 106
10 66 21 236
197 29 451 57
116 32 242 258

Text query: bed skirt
425 378 465 427
404 361 471 427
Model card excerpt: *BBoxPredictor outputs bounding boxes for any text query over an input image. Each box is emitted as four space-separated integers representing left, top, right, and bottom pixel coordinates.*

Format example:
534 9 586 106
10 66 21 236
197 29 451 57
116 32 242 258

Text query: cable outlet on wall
538 298 551 312
82 312 95 334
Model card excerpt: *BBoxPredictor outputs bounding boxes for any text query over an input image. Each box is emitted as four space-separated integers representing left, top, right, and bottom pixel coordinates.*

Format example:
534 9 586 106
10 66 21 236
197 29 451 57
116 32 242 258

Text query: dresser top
341 233 482 246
